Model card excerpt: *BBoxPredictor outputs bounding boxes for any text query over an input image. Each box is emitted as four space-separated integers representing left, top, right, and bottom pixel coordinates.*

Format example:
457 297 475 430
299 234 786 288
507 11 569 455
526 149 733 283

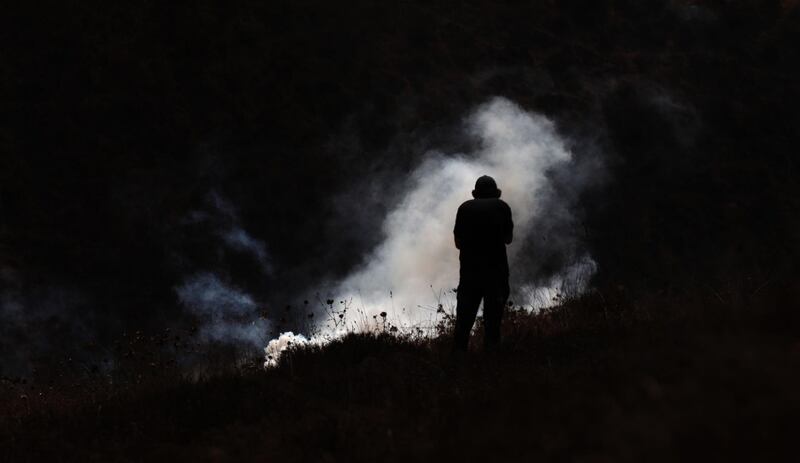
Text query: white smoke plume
264 331 314 367
333 97 594 320
265 97 597 366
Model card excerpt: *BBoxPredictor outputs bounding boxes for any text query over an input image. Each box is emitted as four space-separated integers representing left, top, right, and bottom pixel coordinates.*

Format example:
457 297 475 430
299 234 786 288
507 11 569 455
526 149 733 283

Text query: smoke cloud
175 192 271 348
176 272 268 346
264 331 314 368
265 98 598 367
336 98 594 319
210 192 273 276
266 97 599 365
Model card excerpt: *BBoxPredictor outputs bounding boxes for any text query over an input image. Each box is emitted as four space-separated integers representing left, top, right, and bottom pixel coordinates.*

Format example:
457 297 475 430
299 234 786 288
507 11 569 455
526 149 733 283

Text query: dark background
1 0 799 374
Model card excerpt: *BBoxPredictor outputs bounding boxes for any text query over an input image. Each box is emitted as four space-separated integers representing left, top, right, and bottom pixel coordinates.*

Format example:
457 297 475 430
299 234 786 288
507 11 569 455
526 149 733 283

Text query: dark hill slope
2 289 799 462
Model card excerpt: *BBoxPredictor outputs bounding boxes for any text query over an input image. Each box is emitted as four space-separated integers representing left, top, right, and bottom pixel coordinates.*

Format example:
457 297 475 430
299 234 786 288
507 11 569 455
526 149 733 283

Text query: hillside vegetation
2 283 799 461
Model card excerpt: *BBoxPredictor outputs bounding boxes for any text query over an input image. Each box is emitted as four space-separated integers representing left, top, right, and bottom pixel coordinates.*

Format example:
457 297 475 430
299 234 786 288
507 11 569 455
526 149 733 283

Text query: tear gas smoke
264 331 316 367
175 192 271 348
333 97 595 318
176 272 268 346
266 97 598 366
183 191 273 275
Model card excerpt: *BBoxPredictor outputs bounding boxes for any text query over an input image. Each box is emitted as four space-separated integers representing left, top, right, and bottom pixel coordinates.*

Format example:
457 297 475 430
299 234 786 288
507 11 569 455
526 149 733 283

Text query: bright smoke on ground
265 97 596 367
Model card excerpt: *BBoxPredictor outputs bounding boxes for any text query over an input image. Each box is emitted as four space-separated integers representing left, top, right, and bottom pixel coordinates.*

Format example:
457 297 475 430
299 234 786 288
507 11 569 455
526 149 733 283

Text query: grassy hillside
2 283 798 462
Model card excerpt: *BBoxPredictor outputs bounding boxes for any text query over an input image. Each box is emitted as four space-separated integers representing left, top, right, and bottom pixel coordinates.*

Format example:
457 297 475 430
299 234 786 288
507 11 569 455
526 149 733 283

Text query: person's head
471 175 502 199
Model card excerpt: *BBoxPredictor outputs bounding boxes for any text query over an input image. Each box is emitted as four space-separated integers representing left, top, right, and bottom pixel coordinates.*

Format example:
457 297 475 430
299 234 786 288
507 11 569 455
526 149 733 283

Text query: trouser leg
453 283 481 352
483 281 509 350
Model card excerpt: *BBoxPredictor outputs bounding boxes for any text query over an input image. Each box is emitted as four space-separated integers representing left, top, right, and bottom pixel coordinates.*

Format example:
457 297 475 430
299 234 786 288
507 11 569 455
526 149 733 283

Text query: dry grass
2 282 799 462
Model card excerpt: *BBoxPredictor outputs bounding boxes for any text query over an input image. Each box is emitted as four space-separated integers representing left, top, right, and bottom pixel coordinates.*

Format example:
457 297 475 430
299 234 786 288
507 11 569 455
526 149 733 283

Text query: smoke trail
182 191 273 276
176 272 268 346
175 192 271 348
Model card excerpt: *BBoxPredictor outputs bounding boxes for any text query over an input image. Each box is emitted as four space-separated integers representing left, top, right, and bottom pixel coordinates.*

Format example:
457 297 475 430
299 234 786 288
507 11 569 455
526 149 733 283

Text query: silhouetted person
453 175 513 352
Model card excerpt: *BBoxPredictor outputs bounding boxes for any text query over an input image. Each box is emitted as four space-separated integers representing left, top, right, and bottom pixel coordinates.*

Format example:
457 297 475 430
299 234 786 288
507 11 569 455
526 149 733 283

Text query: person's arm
453 206 463 250
504 203 513 245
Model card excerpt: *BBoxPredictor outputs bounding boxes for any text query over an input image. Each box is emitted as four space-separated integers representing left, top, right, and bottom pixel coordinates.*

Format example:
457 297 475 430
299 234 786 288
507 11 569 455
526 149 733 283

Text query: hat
472 175 502 199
